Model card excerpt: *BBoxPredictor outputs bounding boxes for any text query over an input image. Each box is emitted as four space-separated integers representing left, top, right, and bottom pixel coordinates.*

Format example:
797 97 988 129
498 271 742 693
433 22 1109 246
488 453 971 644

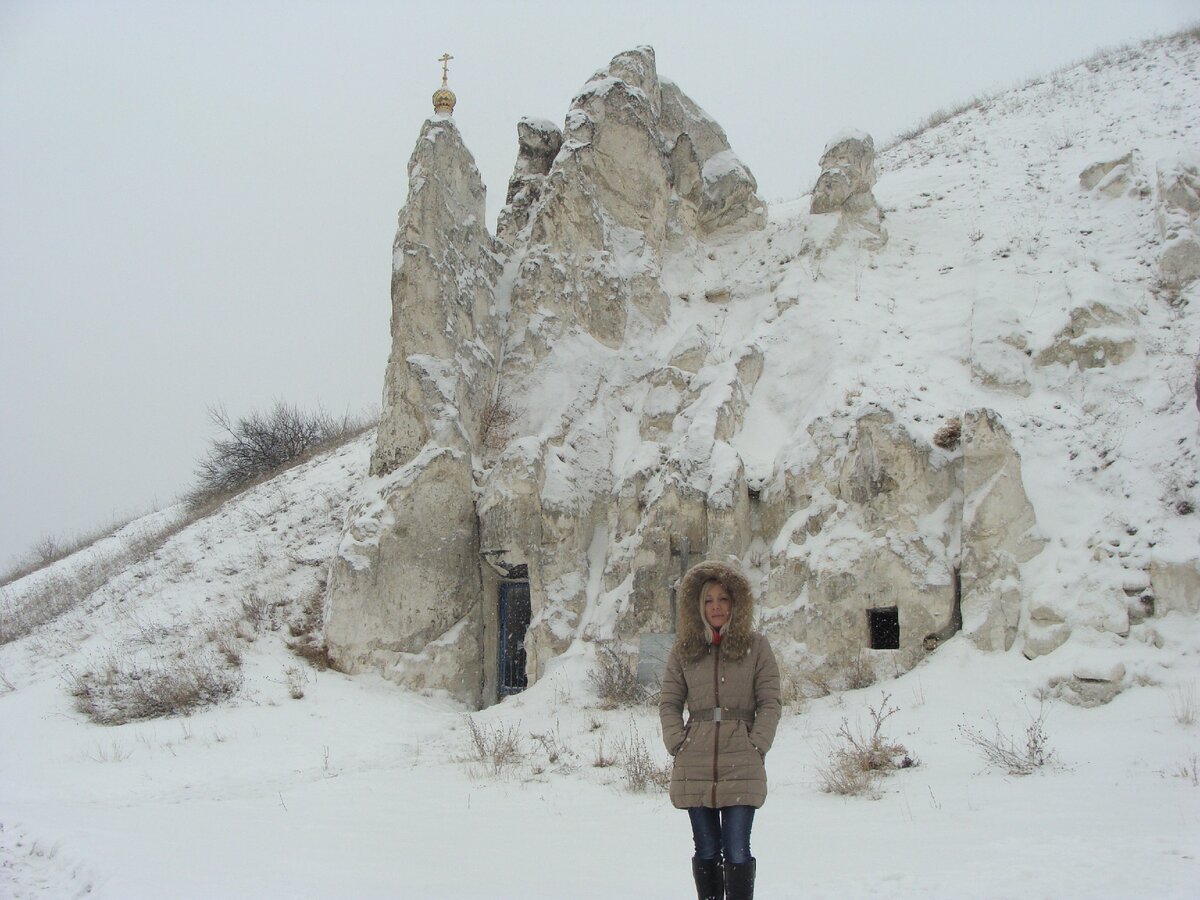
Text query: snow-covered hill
1 32 1198 899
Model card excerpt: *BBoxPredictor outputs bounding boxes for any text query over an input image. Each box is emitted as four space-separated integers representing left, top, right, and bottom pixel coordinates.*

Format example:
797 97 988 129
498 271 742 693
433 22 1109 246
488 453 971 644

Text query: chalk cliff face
326 39 1200 708
325 115 500 700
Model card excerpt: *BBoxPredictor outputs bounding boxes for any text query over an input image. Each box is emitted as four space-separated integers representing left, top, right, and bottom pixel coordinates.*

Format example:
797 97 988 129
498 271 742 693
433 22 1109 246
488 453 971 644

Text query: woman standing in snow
660 560 782 900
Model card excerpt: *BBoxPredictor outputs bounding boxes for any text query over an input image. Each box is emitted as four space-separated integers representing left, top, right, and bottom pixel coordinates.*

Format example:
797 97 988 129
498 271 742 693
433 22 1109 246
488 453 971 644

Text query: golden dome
433 86 456 115
433 52 456 115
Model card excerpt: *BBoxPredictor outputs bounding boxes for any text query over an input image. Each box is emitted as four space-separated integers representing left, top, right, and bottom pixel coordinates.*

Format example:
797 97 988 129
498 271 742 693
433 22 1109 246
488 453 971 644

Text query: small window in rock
747 487 762 502
867 606 900 650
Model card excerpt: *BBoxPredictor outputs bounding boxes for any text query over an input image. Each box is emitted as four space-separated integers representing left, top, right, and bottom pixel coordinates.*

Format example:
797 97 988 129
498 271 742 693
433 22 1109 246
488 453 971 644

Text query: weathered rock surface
811 131 878 215
758 407 1043 669
1080 152 1136 197
958 410 1045 651
1155 154 1200 288
325 114 502 705
322 41 1197 711
496 118 563 243
1034 303 1137 370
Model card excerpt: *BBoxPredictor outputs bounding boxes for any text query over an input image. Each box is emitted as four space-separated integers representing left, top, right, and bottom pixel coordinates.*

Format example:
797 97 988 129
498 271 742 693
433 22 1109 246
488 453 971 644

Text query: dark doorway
867 606 900 650
498 581 531 697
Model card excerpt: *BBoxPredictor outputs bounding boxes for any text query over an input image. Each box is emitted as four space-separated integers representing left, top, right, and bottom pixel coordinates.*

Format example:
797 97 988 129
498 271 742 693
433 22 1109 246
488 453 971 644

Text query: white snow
3 32 1200 900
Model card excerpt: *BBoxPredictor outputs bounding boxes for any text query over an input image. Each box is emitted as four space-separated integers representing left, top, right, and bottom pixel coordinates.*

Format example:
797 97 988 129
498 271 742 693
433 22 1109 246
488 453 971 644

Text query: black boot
691 856 724 900
725 858 756 900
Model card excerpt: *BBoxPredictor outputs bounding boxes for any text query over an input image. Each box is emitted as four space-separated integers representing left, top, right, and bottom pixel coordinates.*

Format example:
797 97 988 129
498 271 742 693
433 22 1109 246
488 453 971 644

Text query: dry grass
614 720 671 793
284 665 308 700
884 96 987 149
1 514 142 587
796 650 878 699
816 694 915 797
1172 753 1199 786
1169 682 1196 727
463 717 526 776
66 651 243 726
285 580 341 672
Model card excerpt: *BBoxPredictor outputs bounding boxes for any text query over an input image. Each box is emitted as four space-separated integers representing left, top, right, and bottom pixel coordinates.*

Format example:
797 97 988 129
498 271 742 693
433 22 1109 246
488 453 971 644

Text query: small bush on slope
186 402 373 512
66 651 243 726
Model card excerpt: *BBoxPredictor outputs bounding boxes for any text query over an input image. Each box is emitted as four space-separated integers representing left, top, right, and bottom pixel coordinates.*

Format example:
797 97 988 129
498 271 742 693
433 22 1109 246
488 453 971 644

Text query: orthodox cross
438 52 454 86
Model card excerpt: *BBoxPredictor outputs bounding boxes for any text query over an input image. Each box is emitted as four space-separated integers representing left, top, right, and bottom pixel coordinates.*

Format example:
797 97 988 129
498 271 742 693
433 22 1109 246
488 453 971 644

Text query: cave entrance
867 606 900 650
498 580 531 697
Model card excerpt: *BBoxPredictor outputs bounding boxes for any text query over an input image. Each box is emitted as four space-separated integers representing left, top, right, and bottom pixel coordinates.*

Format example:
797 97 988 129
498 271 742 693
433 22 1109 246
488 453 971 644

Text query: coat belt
687 707 755 724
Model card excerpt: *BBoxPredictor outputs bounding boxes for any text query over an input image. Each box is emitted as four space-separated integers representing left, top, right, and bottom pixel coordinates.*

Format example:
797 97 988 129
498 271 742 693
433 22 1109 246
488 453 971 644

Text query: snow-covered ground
3 32 1200 899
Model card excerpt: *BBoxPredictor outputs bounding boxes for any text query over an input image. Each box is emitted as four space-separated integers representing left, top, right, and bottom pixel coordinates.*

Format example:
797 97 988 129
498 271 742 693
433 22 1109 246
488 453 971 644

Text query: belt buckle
712 707 722 723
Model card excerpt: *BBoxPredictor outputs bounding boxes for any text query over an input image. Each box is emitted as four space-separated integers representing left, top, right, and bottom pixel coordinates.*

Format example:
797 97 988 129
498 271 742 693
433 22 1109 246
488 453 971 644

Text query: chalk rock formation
1034 303 1137 370
1079 152 1137 197
758 407 1043 674
1155 154 1200 288
501 46 765 361
811 131 879 215
325 114 502 705
324 44 1072 710
496 118 563 243
958 410 1045 652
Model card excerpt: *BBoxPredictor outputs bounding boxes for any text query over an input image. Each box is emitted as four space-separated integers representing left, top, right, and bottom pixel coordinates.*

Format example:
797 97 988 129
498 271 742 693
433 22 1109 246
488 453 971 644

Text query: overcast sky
2 0 1197 570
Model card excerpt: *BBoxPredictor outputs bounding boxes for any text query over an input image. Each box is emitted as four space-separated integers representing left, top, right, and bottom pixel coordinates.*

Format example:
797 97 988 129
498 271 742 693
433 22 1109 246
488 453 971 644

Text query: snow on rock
3 34 1200 899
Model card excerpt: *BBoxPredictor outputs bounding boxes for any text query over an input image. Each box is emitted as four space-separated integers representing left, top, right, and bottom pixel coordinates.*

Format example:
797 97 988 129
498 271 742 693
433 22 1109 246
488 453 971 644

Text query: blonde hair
699 578 732 644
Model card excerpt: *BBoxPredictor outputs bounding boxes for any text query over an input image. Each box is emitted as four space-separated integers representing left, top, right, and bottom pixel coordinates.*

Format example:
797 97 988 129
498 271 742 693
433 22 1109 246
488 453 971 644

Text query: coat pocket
734 720 764 760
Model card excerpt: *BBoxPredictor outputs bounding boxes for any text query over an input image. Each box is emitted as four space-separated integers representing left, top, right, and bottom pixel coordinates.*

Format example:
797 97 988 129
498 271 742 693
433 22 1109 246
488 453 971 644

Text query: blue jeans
688 806 755 865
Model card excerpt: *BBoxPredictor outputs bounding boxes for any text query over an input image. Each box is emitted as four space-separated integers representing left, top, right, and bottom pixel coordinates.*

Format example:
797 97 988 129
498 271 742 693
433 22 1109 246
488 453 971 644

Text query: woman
660 560 781 900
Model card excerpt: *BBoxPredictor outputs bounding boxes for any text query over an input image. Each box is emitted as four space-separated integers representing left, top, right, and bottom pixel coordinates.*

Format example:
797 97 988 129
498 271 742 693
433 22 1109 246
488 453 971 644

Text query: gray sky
2 0 1197 570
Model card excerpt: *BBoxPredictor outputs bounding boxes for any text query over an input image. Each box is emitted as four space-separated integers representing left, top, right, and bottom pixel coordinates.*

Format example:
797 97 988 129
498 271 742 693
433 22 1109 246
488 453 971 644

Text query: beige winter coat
659 560 782 809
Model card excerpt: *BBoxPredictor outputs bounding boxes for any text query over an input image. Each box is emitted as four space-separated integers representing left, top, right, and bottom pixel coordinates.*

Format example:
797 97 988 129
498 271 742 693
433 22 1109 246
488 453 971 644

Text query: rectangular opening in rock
498 580 531 697
867 606 900 650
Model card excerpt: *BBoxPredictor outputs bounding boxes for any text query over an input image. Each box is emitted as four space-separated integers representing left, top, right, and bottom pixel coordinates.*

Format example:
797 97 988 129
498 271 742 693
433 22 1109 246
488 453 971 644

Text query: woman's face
702 581 733 630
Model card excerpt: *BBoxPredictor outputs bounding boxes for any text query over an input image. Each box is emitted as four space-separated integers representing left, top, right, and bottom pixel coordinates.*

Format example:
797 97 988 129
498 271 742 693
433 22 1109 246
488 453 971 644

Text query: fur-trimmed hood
675 559 756 662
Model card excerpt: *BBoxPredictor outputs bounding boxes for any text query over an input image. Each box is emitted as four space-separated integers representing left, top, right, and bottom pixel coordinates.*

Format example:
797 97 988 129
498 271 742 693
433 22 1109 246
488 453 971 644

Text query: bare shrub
589 640 650 709
67 652 243 725
816 694 915 797
463 717 525 776
186 402 374 512
479 391 516 451
958 700 1056 775
933 417 962 450
615 721 671 793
